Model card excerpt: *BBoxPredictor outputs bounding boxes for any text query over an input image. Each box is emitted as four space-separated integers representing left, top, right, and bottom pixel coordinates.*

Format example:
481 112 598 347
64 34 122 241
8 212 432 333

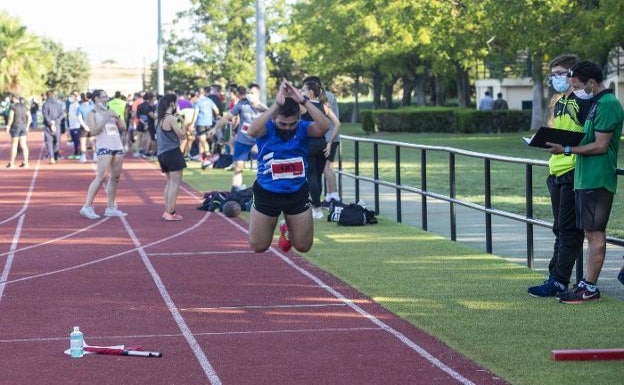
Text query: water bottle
69 326 84 358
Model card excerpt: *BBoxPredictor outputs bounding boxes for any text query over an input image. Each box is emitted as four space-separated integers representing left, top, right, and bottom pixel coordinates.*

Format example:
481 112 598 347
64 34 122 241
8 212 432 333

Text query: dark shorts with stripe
252 181 310 217
575 188 614 231
158 147 187 173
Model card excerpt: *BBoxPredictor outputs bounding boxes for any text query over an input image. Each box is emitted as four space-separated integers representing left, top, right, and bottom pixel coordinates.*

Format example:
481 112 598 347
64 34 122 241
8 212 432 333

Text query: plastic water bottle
69 326 84 358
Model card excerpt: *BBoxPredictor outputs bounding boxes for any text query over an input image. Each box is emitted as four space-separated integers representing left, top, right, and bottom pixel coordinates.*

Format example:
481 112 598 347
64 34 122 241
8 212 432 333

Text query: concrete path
339 181 624 301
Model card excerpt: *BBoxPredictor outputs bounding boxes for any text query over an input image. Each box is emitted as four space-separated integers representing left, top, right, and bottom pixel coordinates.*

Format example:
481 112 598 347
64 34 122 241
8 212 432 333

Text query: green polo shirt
107 98 126 120
574 90 624 193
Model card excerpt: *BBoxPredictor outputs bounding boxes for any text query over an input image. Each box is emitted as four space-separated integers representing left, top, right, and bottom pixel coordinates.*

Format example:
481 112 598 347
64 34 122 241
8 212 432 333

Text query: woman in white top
79 89 127 219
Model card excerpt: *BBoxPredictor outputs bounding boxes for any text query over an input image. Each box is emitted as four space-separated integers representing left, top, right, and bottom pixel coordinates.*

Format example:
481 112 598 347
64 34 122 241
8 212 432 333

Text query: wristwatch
299 95 310 105
563 146 572 156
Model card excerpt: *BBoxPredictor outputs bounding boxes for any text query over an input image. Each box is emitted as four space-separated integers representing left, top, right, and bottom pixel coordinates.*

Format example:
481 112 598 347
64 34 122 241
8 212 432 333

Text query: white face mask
98 102 107 109
573 89 593 100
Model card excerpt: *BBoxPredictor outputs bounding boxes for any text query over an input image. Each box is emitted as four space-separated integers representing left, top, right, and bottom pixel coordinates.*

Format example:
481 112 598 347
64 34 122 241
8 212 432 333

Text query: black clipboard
522 126 585 148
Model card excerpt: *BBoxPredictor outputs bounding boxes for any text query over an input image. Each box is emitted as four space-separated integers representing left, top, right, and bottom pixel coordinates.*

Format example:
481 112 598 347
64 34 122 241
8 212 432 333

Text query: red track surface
0 141 506 384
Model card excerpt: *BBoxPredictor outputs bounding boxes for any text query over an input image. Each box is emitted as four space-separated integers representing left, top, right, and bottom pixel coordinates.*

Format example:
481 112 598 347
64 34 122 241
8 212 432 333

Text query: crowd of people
1 77 343 233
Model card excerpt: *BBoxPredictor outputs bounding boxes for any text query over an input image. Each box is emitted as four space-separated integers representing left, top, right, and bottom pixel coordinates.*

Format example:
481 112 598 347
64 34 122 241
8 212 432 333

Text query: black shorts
326 142 340 162
196 125 211 136
575 188 614 231
252 180 310 217
79 126 93 139
158 147 187 173
9 125 27 138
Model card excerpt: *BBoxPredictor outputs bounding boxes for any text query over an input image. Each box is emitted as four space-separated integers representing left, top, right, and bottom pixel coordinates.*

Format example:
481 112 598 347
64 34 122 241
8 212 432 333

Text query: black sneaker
528 277 567 298
558 283 600 304
618 266 624 286
320 200 333 209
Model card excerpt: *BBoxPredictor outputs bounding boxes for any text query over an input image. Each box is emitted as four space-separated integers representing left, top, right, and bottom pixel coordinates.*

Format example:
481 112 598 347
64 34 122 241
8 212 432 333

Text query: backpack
197 191 229 211
228 186 254 211
327 200 346 222
333 203 378 226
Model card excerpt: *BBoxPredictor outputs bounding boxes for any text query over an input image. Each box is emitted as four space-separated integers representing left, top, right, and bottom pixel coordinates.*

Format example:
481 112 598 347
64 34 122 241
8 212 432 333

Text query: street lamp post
255 0 267 104
157 0 165 95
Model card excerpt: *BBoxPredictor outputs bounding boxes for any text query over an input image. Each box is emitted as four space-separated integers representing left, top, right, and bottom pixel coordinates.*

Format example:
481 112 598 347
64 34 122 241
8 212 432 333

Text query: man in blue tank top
247 80 330 253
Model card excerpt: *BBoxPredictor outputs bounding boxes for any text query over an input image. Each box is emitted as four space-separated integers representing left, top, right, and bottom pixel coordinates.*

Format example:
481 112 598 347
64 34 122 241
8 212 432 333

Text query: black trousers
547 171 584 285
307 137 327 208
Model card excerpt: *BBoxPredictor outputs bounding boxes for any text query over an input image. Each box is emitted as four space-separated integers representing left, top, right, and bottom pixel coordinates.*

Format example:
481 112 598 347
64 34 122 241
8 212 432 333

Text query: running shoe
558 282 600 304
312 207 324 219
104 207 128 217
162 211 183 221
80 205 101 220
618 266 624 286
528 277 567 298
5 163 15 169
19 163 29 168
278 219 292 252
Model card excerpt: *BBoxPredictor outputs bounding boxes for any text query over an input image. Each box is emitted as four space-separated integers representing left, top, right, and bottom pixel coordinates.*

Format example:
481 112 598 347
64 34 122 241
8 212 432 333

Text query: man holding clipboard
527 54 592 298
544 61 624 304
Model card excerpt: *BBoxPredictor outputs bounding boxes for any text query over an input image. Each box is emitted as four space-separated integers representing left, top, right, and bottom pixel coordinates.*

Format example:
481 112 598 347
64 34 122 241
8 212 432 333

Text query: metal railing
337 135 624 282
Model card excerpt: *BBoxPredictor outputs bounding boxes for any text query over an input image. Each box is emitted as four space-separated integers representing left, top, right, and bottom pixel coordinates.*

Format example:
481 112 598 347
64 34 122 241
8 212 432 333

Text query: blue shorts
233 141 255 162
96 148 125 157
9 126 27 138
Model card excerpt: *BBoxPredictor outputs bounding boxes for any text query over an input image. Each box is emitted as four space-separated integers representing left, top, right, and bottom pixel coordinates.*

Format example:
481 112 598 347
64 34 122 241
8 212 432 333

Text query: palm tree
0 12 49 95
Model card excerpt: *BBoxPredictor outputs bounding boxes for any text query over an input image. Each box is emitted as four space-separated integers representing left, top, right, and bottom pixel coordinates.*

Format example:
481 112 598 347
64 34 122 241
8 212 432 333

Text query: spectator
492 92 509 110
41 90 65 164
77 92 95 163
29 97 39 129
478 91 494 134
67 92 82 159
5 95 31 168
193 88 220 169
546 61 624 303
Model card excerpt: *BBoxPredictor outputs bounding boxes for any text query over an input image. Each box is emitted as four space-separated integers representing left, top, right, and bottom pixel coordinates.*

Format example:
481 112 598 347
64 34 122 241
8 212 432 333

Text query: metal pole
157 0 164 95
255 0 267 104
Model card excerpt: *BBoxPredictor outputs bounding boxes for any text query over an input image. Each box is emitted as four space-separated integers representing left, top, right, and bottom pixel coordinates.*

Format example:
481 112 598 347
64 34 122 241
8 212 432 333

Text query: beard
276 127 296 141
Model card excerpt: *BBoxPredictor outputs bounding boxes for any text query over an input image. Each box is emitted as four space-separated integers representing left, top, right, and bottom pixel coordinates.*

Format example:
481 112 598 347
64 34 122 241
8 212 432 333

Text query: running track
0 140 506 384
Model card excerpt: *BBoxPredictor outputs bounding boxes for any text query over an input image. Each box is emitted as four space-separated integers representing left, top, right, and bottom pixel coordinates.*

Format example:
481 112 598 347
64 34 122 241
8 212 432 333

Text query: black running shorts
252 180 310 217
158 147 187 173
326 142 340 162
575 188 614 231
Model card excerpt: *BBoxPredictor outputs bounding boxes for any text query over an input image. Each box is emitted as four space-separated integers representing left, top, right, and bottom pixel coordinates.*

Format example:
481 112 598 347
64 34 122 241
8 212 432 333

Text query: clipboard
522 126 585 148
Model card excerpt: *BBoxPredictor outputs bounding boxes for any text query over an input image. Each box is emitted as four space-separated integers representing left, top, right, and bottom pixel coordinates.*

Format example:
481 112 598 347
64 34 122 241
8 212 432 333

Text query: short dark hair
277 97 299 118
114 91 122 98
497 92 503 98
484 91 490 96
248 82 260 90
236 86 247 96
549 54 579 70
569 61 603 83
303 76 322 87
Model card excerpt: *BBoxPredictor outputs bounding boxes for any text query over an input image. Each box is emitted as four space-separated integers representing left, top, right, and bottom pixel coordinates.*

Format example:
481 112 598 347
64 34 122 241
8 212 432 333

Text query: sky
0 0 192 67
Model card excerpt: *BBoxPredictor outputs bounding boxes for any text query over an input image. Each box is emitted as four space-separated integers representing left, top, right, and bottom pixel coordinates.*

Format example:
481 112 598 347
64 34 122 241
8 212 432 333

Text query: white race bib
105 123 118 136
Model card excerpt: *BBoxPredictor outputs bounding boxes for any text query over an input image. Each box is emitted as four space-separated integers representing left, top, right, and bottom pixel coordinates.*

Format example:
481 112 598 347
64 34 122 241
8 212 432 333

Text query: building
88 62 151 95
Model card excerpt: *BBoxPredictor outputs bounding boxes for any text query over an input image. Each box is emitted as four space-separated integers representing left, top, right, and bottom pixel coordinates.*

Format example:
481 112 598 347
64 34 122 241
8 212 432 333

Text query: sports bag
337 203 378 226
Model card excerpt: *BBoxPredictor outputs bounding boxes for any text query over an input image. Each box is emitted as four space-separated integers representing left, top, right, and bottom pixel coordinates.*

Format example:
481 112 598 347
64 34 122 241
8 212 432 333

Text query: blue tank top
255 120 312 193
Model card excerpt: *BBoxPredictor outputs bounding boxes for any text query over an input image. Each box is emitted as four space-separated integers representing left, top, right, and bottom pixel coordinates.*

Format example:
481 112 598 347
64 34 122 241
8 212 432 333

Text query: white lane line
223 217 477 385
0 218 109 258
0 215 25 302
182 303 347 311
0 211 211 286
0 148 43 225
120 216 222 385
0 326 384 344
149 250 256 257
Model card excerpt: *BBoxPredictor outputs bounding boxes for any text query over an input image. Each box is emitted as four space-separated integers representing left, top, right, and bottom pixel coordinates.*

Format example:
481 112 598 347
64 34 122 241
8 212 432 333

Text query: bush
359 107 532 133
337 101 375 123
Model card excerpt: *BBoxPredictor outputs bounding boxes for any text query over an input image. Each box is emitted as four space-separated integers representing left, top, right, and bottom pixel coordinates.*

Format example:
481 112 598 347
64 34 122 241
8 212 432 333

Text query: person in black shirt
5 95 32 168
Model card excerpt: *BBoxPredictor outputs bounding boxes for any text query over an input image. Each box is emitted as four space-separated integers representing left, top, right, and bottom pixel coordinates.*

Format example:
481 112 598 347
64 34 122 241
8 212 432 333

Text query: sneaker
528 277 567 298
201 159 213 170
104 207 127 217
5 163 15 169
162 211 183 221
320 199 334 209
79 155 87 163
618 266 624 286
19 163 29 168
312 207 324 219
558 282 601 304
278 220 292 252
80 205 101 220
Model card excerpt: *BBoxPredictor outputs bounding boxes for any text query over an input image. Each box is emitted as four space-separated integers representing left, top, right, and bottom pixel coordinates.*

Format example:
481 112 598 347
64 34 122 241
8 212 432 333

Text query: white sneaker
79 155 87 163
80 206 101 220
312 207 324 219
104 207 127 217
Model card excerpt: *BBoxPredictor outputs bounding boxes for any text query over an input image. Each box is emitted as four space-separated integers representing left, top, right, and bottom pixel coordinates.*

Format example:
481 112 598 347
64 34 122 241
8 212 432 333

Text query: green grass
338 124 624 239
182 161 624 385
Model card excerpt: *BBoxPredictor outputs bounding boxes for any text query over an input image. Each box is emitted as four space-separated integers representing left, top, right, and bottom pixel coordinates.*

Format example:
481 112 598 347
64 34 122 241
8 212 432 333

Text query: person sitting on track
79 89 127 219
246 80 329 253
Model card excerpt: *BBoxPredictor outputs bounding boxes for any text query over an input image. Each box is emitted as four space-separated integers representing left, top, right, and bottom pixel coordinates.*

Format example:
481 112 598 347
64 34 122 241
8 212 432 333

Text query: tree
43 39 90 95
0 12 50 95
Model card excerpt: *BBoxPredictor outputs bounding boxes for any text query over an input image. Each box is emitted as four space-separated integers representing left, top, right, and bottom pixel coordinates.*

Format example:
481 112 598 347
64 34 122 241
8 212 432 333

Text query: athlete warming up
246 80 330 253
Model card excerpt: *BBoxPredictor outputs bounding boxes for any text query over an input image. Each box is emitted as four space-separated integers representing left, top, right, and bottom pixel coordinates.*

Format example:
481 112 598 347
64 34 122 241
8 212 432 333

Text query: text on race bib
271 157 305 180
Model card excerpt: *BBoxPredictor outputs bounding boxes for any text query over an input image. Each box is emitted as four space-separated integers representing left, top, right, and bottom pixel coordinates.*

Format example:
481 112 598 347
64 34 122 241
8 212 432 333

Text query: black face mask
276 128 296 141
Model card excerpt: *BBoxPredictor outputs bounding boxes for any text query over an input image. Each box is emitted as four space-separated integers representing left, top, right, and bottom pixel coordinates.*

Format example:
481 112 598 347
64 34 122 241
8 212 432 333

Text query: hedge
360 107 532 133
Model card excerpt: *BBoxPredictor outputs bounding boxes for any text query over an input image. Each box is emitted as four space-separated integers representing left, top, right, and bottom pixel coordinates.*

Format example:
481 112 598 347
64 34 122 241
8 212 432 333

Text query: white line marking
182 303 347 311
223 216 477 385
0 215 25 302
0 218 110 258
0 327 383 344
120 216 222 385
0 212 211 286
0 148 43 225
148 250 256 257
